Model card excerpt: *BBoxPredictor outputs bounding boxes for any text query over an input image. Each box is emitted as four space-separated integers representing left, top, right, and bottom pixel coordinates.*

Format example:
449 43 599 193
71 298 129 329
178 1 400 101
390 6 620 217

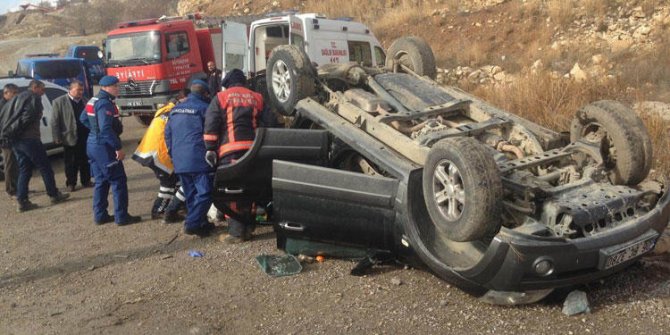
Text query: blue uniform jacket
80 90 123 150
164 93 212 174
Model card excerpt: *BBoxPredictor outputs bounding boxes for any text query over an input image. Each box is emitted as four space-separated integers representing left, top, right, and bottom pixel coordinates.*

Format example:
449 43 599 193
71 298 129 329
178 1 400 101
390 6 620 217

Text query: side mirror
7 70 14 76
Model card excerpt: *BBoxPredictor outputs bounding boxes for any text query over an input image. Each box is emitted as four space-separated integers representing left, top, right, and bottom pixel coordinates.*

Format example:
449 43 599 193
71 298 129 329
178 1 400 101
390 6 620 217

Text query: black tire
266 45 316 116
570 100 652 185
135 114 153 127
422 137 503 242
385 36 437 79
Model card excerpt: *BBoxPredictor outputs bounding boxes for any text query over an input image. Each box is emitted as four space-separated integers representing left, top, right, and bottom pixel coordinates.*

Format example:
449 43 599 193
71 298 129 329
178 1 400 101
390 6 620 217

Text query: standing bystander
51 80 91 191
0 83 19 198
2 80 69 212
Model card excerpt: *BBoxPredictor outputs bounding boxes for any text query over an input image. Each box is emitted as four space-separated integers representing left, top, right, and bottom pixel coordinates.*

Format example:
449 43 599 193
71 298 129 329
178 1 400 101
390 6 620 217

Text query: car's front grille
119 80 155 97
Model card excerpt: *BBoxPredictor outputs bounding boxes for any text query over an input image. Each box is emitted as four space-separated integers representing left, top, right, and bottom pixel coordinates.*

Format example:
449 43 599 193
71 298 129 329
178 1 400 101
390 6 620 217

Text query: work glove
205 150 218 168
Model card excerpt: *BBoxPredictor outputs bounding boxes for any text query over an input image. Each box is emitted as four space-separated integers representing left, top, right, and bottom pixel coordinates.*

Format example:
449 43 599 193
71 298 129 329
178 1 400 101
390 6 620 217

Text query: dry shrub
546 0 575 28
640 0 660 16
639 113 670 176
471 72 628 131
583 0 609 17
471 71 670 176
367 1 432 33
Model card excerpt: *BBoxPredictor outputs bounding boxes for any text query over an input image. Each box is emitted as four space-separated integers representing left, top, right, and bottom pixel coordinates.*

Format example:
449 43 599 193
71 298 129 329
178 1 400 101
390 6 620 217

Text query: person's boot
67 184 76 192
162 210 183 224
94 215 114 225
117 214 142 226
151 197 172 219
17 200 38 213
50 191 70 204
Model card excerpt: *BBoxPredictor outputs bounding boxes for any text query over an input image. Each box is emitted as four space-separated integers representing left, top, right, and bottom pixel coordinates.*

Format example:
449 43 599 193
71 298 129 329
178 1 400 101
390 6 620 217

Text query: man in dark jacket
80 76 141 225
206 61 222 94
0 83 19 197
165 80 215 236
3 80 69 212
52 80 91 191
203 69 277 244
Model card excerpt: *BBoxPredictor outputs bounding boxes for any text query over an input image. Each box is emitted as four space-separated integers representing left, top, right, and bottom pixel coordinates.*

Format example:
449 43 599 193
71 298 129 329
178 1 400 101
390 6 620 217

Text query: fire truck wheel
266 45 316 116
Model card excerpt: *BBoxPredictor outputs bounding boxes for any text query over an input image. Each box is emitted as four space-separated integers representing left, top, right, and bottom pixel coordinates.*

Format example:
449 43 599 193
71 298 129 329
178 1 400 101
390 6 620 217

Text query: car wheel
135 115 153 127
570 100 652 185
422 137 503 242
385 36 437 79
266 45 316 116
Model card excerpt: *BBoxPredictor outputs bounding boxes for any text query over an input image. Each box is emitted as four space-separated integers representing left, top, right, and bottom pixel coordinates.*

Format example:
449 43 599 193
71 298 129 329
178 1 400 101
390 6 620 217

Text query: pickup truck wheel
385 36 437 79
267 45 316 116
422 137 503 242
135 115 153 127
570 100 652 185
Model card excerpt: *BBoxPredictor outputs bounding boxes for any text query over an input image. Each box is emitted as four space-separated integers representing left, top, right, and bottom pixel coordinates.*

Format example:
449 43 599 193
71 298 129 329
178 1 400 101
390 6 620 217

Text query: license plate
122 99 143 107
598 232 657 270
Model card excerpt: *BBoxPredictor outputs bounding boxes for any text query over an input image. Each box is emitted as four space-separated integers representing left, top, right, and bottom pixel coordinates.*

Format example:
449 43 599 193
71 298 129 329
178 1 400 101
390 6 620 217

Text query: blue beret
191 79 210 92
99 76 119 86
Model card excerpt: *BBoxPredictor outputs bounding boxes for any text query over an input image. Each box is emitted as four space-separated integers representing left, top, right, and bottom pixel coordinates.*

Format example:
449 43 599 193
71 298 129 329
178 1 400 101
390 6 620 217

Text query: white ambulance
221 13 386 114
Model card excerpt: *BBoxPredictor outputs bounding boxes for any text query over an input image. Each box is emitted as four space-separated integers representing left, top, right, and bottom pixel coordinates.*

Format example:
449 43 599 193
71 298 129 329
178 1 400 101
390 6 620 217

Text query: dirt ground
0 119 669 335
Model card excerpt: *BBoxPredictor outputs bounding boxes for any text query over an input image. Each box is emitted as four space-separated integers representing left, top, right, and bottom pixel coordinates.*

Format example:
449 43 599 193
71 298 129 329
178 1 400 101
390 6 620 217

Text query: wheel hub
433 159 465 221
271 60 291 103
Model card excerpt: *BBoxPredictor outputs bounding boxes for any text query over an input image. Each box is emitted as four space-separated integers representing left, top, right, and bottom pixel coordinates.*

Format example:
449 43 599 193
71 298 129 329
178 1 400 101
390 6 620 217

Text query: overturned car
212 37 670 305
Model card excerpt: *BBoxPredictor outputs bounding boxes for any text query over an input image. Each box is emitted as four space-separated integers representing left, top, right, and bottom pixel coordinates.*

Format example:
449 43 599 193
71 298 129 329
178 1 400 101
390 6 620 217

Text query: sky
0 0 59 14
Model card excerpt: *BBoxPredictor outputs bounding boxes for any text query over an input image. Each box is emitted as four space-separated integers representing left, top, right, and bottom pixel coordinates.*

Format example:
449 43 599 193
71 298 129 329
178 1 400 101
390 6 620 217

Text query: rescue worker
51 80 91 191
164 80 215 236
132 89 189 220
3 80 69 212
80 76 141 225
203 69 277 244
0 83 19 198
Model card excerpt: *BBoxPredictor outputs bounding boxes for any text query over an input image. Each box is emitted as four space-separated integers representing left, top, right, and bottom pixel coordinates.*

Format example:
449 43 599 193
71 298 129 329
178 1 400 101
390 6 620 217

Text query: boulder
569 63 588 82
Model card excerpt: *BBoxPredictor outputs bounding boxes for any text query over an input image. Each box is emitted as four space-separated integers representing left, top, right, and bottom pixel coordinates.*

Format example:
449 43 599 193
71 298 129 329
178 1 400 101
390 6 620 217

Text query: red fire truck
104 14 223 124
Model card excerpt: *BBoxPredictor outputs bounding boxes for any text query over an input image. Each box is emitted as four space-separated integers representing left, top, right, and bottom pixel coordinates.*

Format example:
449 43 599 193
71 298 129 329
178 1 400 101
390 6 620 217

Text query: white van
221 13 385 114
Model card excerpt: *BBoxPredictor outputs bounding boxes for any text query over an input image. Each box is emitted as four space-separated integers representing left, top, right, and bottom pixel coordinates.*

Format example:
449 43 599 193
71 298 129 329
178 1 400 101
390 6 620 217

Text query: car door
221 21 249 74
272 160 399 252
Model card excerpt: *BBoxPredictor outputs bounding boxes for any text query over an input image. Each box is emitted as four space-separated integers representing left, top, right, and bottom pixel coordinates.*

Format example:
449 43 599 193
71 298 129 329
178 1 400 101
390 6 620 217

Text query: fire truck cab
104 14 222 124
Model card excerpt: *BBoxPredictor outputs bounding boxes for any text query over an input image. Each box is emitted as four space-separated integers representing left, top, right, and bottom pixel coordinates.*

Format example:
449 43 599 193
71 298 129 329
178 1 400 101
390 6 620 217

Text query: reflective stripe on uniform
218 141 253 158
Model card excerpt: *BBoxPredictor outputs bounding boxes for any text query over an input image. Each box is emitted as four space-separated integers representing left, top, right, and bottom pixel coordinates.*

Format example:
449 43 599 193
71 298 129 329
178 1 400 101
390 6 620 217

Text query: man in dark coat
52 80 91 191
0 83 19 197
164 80 215 237
2 80 69 212
80 76 141 225
206 61 222 94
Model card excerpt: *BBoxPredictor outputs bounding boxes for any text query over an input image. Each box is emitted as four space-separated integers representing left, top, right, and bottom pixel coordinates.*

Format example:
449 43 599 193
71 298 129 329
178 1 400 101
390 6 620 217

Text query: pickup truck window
75 47 101 62
33 60 83 79
348 41 373 67
166 31 190 60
